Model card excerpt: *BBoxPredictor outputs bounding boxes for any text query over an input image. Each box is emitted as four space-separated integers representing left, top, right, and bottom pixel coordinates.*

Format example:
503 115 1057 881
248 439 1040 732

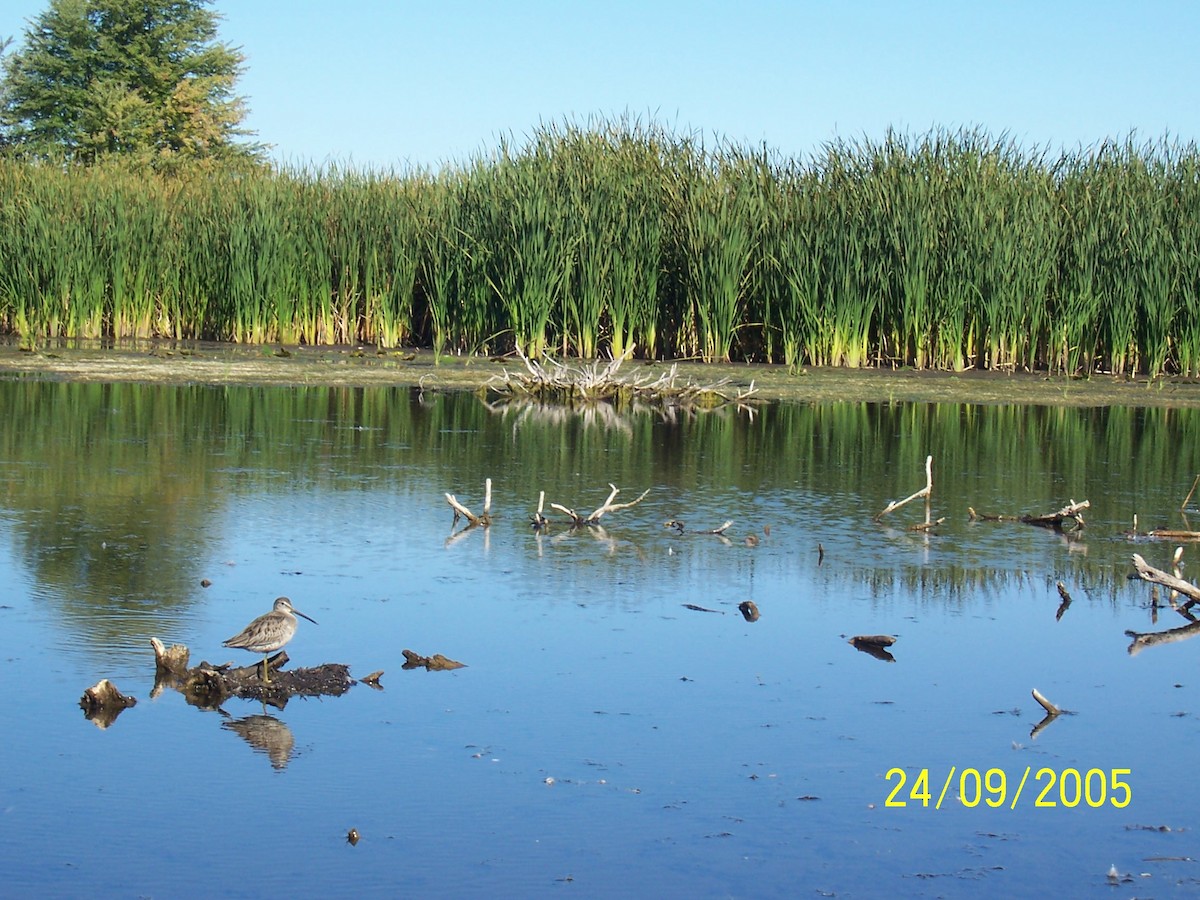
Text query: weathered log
1130 553 1200 609
1139 529 1200 541
150 638 358 709
401 649 466 670
1020 499 1089 531
80 679 137 728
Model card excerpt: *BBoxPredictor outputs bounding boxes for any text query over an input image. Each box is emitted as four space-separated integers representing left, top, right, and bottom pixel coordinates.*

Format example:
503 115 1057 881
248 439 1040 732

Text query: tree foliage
0 0 265 170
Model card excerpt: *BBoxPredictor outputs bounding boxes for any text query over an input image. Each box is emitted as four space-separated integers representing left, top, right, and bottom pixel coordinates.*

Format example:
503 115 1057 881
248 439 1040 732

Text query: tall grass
2 121 1200 376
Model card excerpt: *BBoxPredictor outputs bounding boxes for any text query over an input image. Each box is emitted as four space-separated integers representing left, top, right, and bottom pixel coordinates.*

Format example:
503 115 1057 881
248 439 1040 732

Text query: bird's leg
261 654 271 684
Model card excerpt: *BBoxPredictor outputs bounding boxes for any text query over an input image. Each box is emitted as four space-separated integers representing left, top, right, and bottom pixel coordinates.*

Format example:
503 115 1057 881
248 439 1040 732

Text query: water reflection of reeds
1 382 1196 654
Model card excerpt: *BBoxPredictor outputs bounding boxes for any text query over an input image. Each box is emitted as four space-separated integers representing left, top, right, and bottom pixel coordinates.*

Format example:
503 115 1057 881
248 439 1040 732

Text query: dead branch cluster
487 347 759 409
875 455 1091 537
549 483 651 528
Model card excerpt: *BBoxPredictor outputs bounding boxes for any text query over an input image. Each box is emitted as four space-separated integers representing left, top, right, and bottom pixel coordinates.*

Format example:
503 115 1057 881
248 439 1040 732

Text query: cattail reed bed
2 121 1198 376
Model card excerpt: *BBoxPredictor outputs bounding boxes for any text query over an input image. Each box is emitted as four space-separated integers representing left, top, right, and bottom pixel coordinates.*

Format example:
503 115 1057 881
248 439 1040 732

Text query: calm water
2 381 1200 898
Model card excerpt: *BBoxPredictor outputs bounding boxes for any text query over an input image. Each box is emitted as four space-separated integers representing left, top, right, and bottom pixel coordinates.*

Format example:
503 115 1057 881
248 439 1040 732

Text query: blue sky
3 1 1198 170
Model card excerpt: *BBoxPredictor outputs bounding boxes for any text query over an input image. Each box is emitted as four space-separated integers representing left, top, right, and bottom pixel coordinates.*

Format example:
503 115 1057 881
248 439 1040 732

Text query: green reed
3 121 1200 375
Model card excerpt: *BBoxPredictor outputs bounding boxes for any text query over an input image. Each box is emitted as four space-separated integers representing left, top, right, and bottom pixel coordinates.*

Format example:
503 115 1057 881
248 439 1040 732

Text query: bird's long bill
293 608 318 625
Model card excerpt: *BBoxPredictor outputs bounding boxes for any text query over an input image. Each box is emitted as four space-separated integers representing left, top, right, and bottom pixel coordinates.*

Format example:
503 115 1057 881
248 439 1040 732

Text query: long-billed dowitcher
223 597 317 684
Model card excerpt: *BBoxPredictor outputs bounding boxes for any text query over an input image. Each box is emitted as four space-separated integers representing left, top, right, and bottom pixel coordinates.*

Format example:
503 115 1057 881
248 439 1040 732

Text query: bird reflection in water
221 713 296 770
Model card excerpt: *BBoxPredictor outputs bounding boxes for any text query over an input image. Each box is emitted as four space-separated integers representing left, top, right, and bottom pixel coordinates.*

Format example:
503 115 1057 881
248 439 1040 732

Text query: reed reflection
3 379 1200 664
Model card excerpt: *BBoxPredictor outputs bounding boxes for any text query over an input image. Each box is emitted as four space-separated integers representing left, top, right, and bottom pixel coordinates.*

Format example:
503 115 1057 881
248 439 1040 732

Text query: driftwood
875 456 933 522
1183 474 1200 510
1030 688 1063 739
151 637 357 710
1020 499 1089 531
552 483 649 527
446 478 493 528
969 500 1089 532
1032 688 1061 716
664 519 732 536
79 679 137 728
967 508 1019 522
530 490 549 530
401 649 466 670
1125 512 1200 541
908 517 945 532
1130 553 1200 610
1139 528 1200 541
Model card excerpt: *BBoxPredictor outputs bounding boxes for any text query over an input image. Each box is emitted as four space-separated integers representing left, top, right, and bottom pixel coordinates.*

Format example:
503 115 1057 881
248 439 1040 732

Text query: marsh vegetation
2 120 1199 375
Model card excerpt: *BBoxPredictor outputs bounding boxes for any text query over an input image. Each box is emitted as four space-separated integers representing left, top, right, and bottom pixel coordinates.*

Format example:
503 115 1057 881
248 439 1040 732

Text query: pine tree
0 0 265 169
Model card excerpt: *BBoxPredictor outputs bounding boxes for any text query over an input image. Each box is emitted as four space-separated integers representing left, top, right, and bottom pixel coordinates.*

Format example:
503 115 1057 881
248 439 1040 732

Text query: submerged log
80 679 137 728
151 637 358 709
401 649 466 670
1020 499 1089 531
1139 529 1200 541
967 507 1019 522
664 519 733 536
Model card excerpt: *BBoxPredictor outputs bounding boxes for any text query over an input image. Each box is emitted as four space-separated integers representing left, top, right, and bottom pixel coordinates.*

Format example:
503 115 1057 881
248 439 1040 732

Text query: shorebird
223 597 317 684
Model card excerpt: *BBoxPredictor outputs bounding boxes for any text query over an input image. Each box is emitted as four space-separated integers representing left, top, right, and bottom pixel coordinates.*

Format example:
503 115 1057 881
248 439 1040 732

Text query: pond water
2 380 1200 898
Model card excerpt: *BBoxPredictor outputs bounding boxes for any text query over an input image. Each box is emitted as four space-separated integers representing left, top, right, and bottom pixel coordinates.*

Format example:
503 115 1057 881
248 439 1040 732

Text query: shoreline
3 340 1200 407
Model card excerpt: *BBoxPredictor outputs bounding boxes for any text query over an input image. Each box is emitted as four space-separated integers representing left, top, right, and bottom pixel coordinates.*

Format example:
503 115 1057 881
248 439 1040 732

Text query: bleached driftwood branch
1131 552 1200 609
875 455 933 522
445 478 493 528
1020 499 1089 531
551 483 650 527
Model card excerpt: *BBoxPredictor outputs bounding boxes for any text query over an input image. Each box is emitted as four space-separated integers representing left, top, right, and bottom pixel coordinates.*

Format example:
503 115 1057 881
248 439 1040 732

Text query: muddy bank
4 339 1200 407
